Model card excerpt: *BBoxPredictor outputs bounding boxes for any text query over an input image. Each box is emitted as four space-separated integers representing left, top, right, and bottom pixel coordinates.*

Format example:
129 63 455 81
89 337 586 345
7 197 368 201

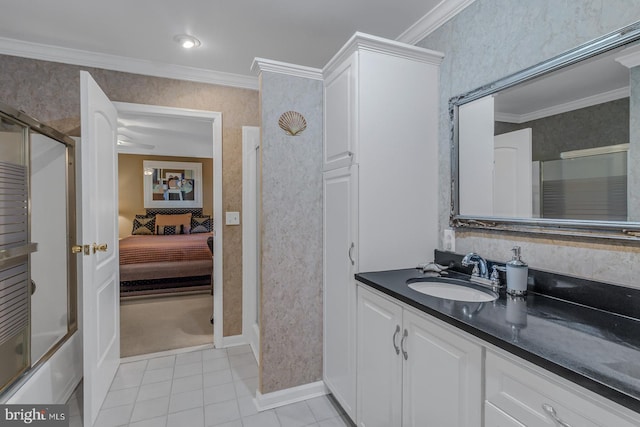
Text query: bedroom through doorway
114 103 222 357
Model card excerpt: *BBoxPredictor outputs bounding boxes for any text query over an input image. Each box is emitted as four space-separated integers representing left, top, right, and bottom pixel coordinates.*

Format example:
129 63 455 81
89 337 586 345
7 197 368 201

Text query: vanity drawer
485 350 639 427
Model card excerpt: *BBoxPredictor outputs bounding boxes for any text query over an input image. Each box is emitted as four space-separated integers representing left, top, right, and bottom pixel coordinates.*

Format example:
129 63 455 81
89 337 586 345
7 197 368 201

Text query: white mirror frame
143 160 203 208
450 20 640 241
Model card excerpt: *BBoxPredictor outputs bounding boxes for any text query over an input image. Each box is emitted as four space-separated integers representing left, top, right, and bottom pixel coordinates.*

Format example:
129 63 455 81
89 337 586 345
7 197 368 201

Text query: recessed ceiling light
174 34 201 49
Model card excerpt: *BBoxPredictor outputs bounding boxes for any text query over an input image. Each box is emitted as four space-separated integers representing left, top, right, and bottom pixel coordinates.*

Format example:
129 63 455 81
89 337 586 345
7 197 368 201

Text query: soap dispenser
506 246 528 296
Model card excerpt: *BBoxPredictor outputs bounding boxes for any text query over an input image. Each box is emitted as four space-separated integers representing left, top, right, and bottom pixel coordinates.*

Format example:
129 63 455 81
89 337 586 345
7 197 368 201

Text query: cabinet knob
542 403 572 427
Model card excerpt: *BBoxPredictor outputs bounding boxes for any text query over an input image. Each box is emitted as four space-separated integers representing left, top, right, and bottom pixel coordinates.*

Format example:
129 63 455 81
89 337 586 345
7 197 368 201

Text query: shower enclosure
0 102 77 397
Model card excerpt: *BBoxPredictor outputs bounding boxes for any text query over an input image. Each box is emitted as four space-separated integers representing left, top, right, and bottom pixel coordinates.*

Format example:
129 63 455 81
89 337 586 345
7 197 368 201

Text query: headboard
144 208 213 232
145 208 203 216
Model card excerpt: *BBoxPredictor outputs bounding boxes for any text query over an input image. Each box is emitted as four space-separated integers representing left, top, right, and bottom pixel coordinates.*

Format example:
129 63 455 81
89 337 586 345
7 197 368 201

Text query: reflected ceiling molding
495 86 629 124
0 36 258 90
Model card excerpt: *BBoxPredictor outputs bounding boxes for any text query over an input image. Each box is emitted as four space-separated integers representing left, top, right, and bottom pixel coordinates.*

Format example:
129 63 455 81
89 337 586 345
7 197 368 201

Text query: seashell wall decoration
278 111 307 136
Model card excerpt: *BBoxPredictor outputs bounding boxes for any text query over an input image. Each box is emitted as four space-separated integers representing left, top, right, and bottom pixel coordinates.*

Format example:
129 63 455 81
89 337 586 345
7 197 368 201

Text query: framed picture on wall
143 160 203 208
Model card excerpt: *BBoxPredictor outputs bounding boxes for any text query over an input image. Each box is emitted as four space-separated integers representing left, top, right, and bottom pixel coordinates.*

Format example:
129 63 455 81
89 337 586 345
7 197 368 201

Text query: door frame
112 102 224 344
242 126 260 362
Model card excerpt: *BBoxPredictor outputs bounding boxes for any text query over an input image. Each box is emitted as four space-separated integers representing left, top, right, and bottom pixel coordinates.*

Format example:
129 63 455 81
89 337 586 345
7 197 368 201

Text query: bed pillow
132 216 155 235
191 216 212 233
155 213 192 234
156 225 180 235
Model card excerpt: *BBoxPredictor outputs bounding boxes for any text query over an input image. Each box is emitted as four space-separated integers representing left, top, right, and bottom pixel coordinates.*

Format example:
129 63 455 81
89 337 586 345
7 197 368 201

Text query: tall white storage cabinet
322 32 443 423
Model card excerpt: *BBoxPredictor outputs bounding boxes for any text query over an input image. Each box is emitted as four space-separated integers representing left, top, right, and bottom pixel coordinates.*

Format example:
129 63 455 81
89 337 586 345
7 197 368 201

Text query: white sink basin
408 281 498 302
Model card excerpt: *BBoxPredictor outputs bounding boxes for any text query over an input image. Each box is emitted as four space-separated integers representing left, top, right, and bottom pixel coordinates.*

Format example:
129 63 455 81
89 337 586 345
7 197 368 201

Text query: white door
356 285 402 427
80 71 120 426
402 310 482 427
493 128 533 217
324 165 358 421
242 126 260 363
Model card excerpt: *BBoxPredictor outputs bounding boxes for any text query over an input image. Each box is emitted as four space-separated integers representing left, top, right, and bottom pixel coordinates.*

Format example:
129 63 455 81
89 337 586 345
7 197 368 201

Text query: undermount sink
407 278 498 302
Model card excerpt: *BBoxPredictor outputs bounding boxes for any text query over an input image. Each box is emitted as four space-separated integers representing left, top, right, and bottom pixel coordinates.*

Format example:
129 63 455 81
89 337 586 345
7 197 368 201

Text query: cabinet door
323 166 358 421
402 310 482 427
485 402 526 427
324 52 357 170
357 285 403 427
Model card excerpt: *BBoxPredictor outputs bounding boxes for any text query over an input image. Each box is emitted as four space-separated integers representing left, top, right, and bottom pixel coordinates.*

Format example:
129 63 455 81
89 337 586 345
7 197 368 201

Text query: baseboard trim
120 343 214 363
254 381 328 411
218 334 246 348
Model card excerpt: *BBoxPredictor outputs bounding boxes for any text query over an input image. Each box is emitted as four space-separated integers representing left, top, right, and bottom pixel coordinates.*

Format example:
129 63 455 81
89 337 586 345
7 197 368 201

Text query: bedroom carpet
120 292 213 357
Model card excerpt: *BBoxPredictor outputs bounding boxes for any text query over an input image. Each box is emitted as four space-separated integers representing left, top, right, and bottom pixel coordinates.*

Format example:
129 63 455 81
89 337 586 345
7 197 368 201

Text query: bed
119 208 214 296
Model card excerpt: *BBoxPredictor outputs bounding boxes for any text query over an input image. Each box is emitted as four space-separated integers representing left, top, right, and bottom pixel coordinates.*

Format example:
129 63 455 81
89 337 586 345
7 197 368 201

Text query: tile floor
67 345 353 427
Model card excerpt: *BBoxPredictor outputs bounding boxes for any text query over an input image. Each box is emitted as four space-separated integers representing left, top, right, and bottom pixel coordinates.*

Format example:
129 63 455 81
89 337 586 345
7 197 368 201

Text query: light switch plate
226 211 240 225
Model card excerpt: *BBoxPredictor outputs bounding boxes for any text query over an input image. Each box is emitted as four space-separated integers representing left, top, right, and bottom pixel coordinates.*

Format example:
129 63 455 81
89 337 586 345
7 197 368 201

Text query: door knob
92 243 108 254
72 245 90 255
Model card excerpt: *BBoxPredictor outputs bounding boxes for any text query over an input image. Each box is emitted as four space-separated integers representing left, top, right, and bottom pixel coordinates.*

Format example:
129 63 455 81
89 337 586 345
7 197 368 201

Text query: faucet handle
470 261 480 277
490 265 504 291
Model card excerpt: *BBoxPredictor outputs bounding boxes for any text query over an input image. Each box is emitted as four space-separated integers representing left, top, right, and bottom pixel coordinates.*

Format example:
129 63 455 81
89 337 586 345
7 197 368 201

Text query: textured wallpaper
0 54 259 336
417 0 640 287
258 71 323 394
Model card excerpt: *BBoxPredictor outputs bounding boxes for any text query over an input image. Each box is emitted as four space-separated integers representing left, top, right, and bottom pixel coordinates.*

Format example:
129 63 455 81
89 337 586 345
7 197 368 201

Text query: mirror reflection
457 41 639 222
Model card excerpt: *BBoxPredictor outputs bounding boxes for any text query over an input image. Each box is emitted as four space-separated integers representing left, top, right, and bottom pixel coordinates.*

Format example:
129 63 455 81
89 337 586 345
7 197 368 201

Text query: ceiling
0 0 464 152
0 0 449 85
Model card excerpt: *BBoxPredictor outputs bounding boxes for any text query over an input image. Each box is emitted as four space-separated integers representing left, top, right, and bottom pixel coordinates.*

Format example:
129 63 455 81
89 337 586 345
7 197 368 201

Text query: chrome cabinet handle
400 329 408 360
392 325 400 355
348 242 355 266
542 404 572 427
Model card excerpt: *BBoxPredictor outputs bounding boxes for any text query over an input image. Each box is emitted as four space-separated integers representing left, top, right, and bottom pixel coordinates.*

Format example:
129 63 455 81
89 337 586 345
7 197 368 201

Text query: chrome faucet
461 252 488 278
462 252 503 292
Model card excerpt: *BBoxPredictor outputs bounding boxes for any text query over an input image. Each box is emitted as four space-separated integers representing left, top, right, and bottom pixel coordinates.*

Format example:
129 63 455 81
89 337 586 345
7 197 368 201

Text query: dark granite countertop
355 266 640 414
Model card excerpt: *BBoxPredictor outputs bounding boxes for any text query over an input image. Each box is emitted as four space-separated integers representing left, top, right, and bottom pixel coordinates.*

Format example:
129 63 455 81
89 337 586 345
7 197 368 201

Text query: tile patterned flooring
67 345 353 427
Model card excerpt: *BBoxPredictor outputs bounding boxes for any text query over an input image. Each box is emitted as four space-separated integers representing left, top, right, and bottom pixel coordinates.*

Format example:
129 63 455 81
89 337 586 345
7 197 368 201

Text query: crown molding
323 31 444 76
251 57 323 80
495 86 629 124
397 0 477 45
615 44 640 68
0 36 258 90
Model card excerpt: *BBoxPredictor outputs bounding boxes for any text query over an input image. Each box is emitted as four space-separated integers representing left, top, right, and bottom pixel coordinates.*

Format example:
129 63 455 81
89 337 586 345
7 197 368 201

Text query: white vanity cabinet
322 32 443 423
356 284 482 427
485 350 640 427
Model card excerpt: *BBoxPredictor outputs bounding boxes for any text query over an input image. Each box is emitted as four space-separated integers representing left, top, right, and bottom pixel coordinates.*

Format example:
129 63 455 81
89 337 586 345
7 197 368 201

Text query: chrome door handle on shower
348 242 355 265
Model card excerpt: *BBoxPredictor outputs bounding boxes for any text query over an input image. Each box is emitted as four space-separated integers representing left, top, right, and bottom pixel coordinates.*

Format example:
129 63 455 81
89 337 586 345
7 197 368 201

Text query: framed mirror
450 21 640 240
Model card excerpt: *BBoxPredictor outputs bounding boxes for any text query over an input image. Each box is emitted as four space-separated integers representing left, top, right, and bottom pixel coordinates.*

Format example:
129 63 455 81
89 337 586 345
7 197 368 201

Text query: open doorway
113 102 223 356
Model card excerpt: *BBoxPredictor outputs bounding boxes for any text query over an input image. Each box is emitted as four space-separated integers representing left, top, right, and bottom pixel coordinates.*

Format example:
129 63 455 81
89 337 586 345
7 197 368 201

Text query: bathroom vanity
354 253 640 426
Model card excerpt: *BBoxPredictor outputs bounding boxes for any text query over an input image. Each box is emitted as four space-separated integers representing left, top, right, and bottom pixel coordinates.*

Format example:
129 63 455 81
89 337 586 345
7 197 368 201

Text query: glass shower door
0 114 30 394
